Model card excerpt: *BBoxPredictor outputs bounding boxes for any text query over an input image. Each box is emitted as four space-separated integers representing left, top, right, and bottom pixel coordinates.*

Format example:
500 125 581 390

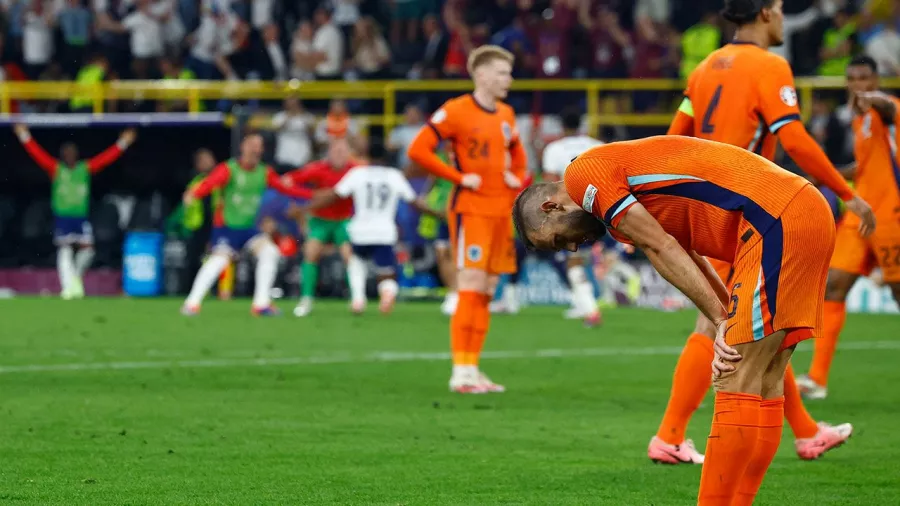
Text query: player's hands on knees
460 173 482 190
845 195 876 238
502 170 522 189
712 320 741 378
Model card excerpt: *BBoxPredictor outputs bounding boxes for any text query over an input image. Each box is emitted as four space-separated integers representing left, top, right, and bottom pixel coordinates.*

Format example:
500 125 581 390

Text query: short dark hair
561 108 582 131
721 0 773 26
848 54 878 73
512 189 534 250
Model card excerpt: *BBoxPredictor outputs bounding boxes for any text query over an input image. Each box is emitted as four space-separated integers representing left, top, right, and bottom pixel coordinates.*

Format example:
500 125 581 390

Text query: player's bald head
513 182 606 252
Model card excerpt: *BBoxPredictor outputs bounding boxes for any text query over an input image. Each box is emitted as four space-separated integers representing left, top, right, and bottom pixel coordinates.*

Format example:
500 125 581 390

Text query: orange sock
468 293 492 367
733 396 784 506
656 333 714 445
808 301 847 386
783 364 818 439
451 291 480 365
697 392 761 506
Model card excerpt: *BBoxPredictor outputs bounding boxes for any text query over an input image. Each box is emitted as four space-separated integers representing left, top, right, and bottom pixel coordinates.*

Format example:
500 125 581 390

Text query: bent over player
181 133 312 316
657 0 871 462
799 56 900 398
408 45 527 393
513 136 836 506
14 124 137 299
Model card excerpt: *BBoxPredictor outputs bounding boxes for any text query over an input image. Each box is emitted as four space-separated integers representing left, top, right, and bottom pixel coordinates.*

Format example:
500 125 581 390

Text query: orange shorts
830 211 900 282
723 185 835 348
448 211 517 275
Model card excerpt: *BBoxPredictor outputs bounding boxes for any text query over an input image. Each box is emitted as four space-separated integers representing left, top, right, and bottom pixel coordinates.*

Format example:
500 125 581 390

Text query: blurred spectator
635 0 669 24
258 23 287 81
315 98 362 152
390 0 437 47
817 7 857 76
630 16 672 112
417 14 447 78
348 16 390 79
532 6 572 78
69 53 108 112
387 103 424 170
808 95 851 166
331 0 360 41
102 0 164 78
679 10 720 78
289 20 316 81
272 97 315 172
248 0 273 31
442 4 475 77
771 2 821 63
490 8 534 77
157 56 197 111
186 5 240 80
582 4 631 78
23 0 55 79
865 23 900 75
3 0 27 59
57 0 91 77
154 0 185 56
311 5 343 80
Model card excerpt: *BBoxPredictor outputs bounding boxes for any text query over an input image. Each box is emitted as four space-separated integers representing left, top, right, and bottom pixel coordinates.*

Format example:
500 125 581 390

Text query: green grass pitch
1 298 898 505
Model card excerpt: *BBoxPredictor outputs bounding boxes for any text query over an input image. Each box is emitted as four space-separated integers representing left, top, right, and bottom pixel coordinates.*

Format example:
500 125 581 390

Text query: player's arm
856 91 898 125
614 203 727 326
304 168 357 211
689 251 730 307
14 124 59 177
185 162 231 203
395 173 443 219
667 99 695 136
266 167 313 200
407 124 464 185
87 128 137 174
837 161 857 180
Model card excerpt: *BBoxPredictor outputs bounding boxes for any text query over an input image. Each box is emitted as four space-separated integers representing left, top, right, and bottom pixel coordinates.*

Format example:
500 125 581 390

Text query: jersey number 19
365 182 391 211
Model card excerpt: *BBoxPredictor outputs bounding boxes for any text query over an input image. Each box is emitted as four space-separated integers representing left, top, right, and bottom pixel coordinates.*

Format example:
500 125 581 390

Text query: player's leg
566 249 601 326
435 223 458 315
347 244 369 313
70 220 94 298
373 245 400 314
295 217 328 316
54 217 78 299
492 239 527 314
248 230 282 316
800 221 871 396
448 213 492 393
649 311 713 464
182 228 235 314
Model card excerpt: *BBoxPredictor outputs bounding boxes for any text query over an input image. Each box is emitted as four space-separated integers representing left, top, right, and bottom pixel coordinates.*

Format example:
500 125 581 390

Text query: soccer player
407 45 527 394
541 108 604 324
180 133 312 316
513 136 836 506
657 0 872 463
303 152 440 314
798 56 900 399
284 138 358 317
13 124 137 299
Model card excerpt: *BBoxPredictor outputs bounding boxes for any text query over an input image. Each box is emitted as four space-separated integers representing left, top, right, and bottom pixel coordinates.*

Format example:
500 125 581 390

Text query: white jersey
334 165 416 245
542 135 605 177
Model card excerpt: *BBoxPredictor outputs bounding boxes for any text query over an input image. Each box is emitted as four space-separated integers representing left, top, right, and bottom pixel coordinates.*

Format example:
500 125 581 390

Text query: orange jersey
565 136 811 264
409 94 527 217
851 98 900 216
685 43 801 161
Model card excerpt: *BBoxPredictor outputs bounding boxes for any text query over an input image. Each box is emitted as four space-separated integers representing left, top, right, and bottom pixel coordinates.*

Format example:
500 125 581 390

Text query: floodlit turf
1 298 898 505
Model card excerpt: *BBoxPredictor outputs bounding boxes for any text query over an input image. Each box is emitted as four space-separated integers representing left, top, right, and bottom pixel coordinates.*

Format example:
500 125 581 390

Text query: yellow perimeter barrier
2 78 898 133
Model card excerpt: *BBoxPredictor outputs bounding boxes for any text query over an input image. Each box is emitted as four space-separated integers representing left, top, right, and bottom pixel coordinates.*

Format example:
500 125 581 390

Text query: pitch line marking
0 340 896 375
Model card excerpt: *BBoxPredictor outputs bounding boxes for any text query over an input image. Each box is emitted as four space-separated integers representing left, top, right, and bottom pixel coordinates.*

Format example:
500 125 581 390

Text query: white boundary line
0 340 897 375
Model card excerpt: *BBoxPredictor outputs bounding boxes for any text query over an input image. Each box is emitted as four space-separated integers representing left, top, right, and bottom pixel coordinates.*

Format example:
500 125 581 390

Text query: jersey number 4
701 85 724 134
365 182 391 211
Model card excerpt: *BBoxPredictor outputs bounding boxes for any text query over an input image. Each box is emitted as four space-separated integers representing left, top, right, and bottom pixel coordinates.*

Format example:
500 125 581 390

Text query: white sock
74 247 95 277
252 242 280 309
567 265 596 315
504 283 519 311
185 254 229 307
57 245 75 292
377 278 399 300
452 364 477 378
347 255 367 304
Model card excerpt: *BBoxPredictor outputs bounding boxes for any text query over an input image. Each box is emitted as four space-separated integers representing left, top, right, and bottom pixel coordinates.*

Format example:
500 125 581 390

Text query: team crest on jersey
779 86 798 107
431 108 447 124
467 245 483 262
501 122 512 142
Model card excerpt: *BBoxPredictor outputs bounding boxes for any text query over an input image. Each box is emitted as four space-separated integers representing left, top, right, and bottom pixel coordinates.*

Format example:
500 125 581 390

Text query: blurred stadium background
0 0 897 313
